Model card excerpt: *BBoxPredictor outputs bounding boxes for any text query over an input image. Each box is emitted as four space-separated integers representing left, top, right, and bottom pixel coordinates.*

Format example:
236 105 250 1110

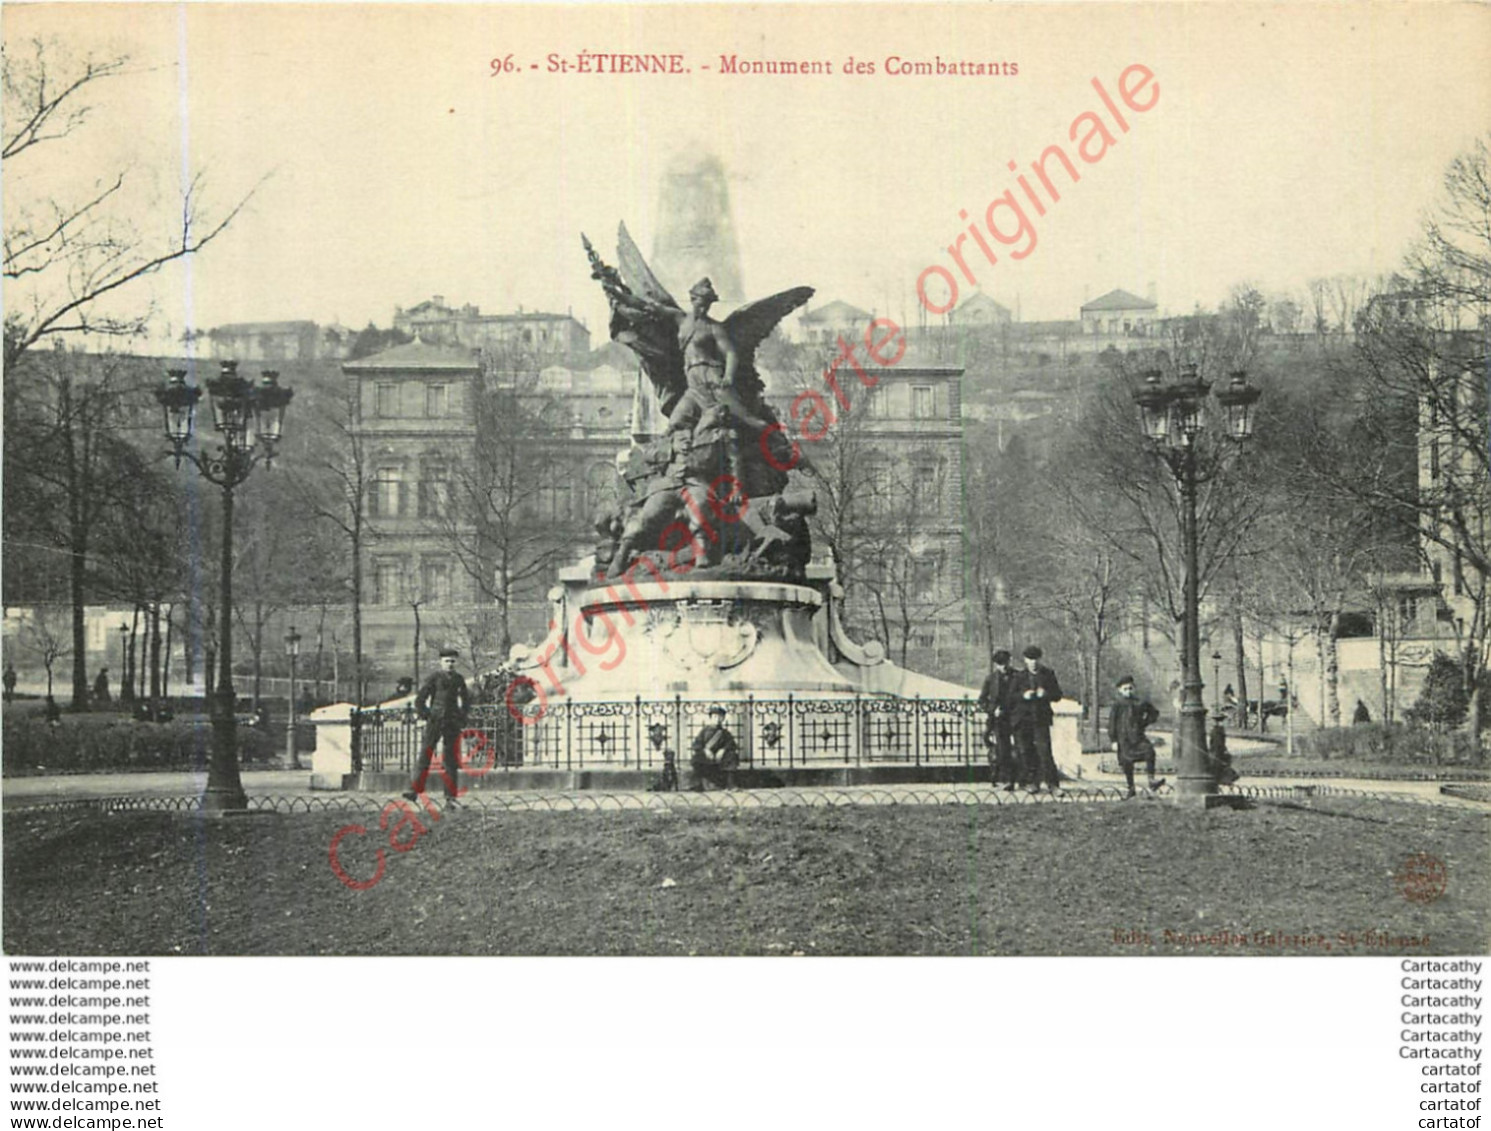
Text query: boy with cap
690 704 740 791
405 646 471 804
1009 645 1063 793
1108 675 1165 798
977 649 1019 789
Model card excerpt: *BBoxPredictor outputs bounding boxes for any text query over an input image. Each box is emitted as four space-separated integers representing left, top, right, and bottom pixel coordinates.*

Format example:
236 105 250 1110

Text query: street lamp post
284 625 301 770
1134 366 1261 801
1212 650 1223 716
156 362 293 811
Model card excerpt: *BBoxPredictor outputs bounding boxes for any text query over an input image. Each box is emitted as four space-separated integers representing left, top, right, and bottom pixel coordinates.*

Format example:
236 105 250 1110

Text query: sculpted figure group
583 226 816 582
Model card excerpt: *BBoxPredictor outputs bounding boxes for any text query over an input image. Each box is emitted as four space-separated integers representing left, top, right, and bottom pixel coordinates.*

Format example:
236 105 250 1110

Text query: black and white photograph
2 1 1489 1123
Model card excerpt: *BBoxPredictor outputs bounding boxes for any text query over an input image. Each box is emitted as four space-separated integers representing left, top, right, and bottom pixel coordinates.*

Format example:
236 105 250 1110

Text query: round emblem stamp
1394 853 1448 905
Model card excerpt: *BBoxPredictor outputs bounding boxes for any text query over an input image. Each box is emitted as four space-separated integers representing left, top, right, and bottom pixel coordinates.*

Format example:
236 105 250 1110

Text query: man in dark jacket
405 647 471 804
1009 645 1062 793
977 649 1019 790
1108 675 1164 798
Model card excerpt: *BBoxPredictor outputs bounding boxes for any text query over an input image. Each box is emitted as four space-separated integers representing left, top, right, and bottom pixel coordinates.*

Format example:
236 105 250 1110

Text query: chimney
433 295 445 307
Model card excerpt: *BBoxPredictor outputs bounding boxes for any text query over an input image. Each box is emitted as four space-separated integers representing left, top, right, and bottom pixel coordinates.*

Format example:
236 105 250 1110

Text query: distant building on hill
1079 289 1158 335
948 292 1012 328
392 296 591 357
796 299 874 345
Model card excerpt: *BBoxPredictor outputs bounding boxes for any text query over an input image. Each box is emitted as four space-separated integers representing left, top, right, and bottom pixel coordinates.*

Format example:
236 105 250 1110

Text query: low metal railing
352 694 985 777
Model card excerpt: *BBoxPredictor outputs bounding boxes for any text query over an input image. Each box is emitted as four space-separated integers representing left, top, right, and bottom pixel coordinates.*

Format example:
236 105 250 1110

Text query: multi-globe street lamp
284 625 302 770
1133 364 1261 800
155 361 294 810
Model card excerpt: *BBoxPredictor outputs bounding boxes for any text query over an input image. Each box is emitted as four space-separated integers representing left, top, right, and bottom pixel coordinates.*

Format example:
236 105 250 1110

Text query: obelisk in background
651 151 744 305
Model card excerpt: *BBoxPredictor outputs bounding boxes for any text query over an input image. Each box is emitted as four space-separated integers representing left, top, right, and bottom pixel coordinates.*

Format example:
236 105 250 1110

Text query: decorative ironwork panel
793 697 855 762
861 697 918 762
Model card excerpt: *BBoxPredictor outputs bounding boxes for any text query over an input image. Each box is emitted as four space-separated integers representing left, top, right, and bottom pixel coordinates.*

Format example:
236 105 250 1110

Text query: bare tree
295 379 373 705
3 38 256 368
437 352 571 657
4 346 152 707
1308 137 1491 731
18 605 70 700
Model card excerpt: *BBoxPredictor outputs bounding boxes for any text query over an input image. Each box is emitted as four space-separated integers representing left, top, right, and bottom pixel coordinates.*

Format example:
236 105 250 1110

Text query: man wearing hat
689 704 741 791
1008 645 1063 793
977 649 1020 790
1107 675 1164 798
406 646 472 804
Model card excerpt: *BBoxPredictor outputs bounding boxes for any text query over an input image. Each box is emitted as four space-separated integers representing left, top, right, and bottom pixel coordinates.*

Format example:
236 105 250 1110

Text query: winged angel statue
584 225 817 582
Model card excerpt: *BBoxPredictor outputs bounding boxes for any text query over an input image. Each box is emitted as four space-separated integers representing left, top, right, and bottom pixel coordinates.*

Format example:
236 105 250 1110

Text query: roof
342 339 481 371
951 293 1011 317
471 311 585 325
1081 289 1157 313
800 300 872 324
211 321 318 336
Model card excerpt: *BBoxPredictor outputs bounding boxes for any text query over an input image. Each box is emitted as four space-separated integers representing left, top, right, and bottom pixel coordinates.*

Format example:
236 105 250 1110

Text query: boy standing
1108 675 1165 798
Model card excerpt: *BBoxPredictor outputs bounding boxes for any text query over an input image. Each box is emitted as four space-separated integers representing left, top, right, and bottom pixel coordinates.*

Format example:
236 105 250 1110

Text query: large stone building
342 339 634 671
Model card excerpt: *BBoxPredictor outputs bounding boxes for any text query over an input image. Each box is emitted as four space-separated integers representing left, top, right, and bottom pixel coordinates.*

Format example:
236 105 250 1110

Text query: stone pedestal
308 703 354 790
560 579 854 698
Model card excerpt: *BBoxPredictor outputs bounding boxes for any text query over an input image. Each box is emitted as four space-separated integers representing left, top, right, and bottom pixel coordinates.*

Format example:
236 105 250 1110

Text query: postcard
3 1 1488 1122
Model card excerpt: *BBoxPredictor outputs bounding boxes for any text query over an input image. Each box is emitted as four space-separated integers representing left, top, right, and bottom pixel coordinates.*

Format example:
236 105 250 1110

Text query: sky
4 2 1490 350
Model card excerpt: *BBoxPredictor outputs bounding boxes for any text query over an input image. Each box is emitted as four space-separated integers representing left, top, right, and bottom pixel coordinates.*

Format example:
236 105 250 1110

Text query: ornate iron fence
352 694 987 777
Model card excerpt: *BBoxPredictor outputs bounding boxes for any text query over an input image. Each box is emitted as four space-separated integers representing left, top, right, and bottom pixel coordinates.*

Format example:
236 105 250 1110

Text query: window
911 460 943 515
371 467 404 518
375 383 399 418
537 474 573 522
420 463 450 518
374 561 404 606
422 559 454 605
862 461 892 516
867 386 892 419
426 384 448 418
912 385 936 420
585 463 619 516
913 556 940 600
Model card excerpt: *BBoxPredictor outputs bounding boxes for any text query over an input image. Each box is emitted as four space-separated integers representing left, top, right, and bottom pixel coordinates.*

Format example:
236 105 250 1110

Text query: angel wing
616 222 680 311
723 286 815 354
584 225 686 414
723 286 814 400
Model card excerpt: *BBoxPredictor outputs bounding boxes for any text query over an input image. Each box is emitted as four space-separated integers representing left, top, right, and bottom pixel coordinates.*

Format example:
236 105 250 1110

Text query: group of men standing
977 645 1064 794
978 646 1170 798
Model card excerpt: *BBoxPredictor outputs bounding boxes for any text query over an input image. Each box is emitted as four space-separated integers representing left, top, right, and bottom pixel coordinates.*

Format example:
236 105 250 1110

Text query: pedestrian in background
1009 645 1062 793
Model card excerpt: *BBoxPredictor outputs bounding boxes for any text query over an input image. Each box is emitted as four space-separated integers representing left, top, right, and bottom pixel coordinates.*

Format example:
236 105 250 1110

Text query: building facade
392 296 591 358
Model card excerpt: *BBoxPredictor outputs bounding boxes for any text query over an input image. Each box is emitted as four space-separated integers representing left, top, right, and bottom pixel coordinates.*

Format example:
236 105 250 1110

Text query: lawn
3 797 1486 956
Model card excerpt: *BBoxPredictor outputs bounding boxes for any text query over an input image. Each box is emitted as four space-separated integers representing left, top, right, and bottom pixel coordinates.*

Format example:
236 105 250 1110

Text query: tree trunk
70 547 88 709
1326 612 1341 727
411 602 422 684
251 602 264 709
162 610 173 699
352 530 363 707
125 605 140 703
1378 598 1390 725
149 602 162 709
1232 608 1248 733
